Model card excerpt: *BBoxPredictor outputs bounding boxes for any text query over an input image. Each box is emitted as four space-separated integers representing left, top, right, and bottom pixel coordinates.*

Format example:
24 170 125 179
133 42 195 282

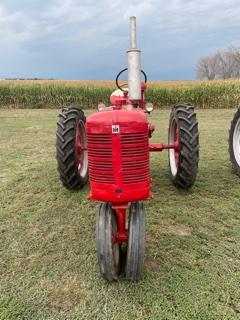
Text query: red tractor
56 17 199 281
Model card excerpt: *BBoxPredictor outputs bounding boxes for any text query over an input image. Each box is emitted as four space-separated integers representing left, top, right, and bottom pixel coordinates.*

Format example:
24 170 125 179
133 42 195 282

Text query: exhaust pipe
127 16 141 102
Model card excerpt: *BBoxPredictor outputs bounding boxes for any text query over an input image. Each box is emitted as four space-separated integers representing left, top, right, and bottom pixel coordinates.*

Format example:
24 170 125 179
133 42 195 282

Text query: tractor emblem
112 125 120 134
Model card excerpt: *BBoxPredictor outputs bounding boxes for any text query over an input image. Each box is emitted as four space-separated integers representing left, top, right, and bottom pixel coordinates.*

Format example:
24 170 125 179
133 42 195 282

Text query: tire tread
56 106 88 190
169 103 199 189
229 106 240 176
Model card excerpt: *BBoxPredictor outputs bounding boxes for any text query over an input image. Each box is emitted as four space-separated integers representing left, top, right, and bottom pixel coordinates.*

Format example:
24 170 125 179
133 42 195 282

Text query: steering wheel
115 68 147 91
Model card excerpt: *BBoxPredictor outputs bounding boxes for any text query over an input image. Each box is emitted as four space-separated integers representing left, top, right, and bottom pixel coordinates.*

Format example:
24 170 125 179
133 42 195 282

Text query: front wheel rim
233 117 240 166
75 120 88 178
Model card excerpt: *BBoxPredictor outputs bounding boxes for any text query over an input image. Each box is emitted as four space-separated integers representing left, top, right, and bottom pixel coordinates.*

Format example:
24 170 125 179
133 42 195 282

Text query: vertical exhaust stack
127 16 141 103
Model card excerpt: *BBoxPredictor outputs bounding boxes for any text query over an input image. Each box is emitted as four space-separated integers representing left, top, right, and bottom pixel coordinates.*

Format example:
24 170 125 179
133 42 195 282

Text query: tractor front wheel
125 202 145 281
56 107 88 190
168 104 199 189
96 203 120 281
229 106 240 176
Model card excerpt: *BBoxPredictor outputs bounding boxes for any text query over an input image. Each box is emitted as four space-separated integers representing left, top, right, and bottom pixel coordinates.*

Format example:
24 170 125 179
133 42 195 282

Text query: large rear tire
229 106 240 176
125 202 145 281
96 203 120 281
168 104 199 189
56 107 88 190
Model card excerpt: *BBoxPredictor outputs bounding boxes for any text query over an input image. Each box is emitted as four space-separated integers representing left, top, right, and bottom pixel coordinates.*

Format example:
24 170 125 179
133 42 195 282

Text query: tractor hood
86 109 148 134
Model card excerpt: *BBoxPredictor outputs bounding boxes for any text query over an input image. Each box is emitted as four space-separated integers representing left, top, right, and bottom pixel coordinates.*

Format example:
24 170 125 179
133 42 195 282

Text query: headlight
145 102 154 113
97 103 106 111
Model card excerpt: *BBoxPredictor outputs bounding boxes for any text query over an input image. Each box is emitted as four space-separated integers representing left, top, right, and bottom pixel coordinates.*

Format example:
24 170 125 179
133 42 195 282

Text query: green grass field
1 109 240 320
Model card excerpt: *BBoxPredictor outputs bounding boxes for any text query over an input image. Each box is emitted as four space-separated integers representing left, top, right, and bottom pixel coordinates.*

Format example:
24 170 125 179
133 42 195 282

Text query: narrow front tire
96 203 120 281
125 202 146 281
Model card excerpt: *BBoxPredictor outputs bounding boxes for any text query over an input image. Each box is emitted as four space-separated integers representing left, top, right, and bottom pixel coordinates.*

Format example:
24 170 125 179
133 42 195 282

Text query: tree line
197 47 240 80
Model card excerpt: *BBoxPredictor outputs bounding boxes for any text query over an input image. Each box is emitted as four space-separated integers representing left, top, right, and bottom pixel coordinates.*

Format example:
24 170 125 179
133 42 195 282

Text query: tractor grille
121 132 149 184
87 131 149 185
87 133 114 184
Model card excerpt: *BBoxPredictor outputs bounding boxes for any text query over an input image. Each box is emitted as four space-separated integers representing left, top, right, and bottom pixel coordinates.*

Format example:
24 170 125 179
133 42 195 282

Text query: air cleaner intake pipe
127 16 141 103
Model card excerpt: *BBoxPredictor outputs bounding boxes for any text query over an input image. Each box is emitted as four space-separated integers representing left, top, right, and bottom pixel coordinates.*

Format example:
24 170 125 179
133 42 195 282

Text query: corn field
0 79 239 109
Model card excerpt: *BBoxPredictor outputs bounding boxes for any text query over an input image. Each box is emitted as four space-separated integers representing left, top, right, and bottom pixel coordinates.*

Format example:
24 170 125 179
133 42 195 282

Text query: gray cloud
0 0 239 79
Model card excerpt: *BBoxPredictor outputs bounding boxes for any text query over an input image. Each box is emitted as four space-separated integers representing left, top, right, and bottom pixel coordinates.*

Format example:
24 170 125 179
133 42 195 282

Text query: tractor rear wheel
125 202 145 281
229 106 240 176
56 107 88 190
168 103 199 189
96 203 120 281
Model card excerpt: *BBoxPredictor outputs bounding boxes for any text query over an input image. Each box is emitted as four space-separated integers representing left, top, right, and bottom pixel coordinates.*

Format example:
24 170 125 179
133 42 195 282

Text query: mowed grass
0 108 240 320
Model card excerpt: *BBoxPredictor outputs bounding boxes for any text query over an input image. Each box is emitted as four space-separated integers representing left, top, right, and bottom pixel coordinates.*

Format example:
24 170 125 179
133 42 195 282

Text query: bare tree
197 54 219 80
230 47 240 77
196 47 240 80
197 57 211 80
216 50 235 79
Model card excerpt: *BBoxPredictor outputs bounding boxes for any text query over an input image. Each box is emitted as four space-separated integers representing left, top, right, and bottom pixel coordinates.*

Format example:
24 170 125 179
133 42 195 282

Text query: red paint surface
112 204 128 243
86 110 151 203
84 79 176 244
149 143 177 152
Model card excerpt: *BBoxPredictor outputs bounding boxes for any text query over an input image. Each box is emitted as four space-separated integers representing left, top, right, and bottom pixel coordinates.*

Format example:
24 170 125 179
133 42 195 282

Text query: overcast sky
0 0 240 80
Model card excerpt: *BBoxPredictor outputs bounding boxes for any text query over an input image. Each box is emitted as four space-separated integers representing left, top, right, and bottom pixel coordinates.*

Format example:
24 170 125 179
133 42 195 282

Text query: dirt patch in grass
145 256 162 272
160 218 191 236
44 273 89 311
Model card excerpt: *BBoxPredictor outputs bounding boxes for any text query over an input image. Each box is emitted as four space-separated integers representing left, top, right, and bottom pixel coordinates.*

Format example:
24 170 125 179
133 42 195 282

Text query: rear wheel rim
75 120 88 178
174 124 179 168
233 117 240 166
169 119 180 176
